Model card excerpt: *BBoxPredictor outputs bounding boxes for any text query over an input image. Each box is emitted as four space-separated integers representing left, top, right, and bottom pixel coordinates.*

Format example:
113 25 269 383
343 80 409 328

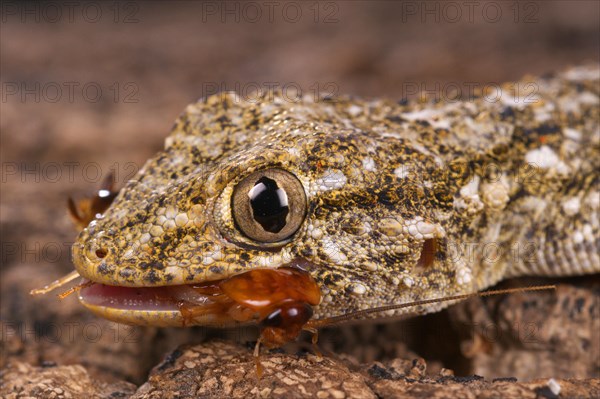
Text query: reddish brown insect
177 267 321 348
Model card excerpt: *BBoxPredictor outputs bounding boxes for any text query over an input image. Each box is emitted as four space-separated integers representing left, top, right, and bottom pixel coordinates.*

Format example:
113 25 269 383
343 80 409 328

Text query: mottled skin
72 65 600 326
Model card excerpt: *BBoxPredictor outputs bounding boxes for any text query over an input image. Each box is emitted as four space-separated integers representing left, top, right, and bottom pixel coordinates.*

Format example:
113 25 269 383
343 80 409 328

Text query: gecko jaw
77 281 232 327
77 258 322 327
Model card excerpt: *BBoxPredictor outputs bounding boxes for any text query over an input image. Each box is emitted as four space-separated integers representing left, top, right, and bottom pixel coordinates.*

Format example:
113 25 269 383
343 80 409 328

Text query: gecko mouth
77 260 321 327
78 283 204 311
77 279 239 327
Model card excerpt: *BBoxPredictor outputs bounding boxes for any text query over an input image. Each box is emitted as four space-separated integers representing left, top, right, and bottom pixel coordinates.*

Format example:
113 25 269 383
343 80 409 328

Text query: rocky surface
3 341 599 399
450 279 600 380
0 362 136 398
132 341 600 399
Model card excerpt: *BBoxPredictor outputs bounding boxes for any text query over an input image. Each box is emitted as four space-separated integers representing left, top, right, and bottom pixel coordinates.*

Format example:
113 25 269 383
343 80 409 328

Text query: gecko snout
71 225 119 283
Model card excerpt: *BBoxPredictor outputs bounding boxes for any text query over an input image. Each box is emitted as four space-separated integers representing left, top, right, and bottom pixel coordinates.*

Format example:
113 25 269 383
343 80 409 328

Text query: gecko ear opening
417 238 437 269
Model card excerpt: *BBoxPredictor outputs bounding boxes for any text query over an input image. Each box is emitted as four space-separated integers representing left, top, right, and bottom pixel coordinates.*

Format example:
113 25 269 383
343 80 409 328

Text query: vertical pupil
248 176 289 233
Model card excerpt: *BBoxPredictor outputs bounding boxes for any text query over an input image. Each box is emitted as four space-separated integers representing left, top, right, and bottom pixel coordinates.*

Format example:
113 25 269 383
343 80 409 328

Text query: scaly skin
72 65 599 326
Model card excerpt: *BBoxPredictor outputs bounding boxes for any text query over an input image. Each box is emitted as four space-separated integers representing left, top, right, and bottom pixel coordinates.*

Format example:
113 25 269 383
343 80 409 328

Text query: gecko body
71 65 600 327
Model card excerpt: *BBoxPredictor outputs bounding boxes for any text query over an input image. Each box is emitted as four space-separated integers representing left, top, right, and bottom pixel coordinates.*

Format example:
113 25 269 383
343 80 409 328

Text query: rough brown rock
0 361 136 399
136 341 599 399
6 341 598 398
449 278 600 379
133 341 376 399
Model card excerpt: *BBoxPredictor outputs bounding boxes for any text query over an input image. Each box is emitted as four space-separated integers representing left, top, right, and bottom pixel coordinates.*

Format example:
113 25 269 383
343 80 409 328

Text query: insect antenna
56 279 95 299
305 285 556 329
29 270 81 296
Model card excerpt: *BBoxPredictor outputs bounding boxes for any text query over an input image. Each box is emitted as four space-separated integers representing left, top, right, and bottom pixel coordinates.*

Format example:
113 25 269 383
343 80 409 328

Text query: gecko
34 65 599 348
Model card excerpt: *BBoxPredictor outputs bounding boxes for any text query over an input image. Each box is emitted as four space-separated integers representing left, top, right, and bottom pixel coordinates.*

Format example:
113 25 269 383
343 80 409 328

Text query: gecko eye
232 168 307 243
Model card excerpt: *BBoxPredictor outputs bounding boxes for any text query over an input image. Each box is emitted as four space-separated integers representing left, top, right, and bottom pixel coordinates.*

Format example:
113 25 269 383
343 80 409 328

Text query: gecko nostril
95 248 108 259
84 236 111 262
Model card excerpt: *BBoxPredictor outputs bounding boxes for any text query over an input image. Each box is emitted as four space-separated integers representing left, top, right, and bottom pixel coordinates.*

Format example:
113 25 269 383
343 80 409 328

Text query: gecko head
72 91 472 322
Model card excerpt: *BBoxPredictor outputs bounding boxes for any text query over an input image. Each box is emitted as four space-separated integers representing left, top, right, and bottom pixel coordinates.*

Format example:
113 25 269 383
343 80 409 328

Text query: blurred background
1 0 599 384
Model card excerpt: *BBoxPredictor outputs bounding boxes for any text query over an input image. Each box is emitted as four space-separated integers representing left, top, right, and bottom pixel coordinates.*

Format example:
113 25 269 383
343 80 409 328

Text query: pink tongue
78 283 214 311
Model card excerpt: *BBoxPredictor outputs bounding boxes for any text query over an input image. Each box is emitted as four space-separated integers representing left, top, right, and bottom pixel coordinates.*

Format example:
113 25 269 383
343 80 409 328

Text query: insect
32 65 598 376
